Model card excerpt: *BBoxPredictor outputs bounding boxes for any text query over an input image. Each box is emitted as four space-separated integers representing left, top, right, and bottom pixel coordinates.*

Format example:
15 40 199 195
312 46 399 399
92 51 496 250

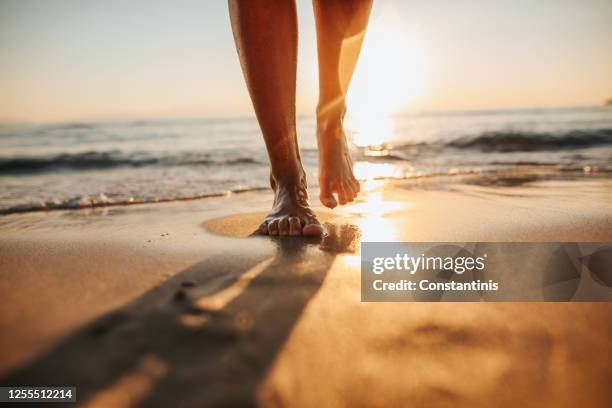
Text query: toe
289 216 301 236
278 218 289 236
337 183 348 205
303 223 324 236
259 221 269 235
319 178 338 209
351 177 360 193
302 215 324 236
268 219 279 235
344 182 355 202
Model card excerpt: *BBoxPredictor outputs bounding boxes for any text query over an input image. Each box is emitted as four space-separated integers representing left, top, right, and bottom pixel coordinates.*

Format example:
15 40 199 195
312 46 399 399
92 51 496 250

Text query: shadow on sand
2 223 360 407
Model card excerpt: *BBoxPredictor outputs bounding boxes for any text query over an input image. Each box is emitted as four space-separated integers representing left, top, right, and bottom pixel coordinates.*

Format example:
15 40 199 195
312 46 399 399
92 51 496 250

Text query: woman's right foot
259 178 323 237
317 117 360 208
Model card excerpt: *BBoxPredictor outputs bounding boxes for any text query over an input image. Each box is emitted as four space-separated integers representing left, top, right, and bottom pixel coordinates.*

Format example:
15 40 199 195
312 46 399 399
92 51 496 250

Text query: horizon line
1 102 610 127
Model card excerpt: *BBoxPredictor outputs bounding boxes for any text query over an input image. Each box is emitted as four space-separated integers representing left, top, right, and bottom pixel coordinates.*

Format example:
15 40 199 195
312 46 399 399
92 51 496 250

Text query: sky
0 0 611 123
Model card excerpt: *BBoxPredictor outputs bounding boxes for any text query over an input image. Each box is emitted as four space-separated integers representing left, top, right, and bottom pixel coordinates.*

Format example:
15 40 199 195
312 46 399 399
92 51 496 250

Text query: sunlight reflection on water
353 161 403 180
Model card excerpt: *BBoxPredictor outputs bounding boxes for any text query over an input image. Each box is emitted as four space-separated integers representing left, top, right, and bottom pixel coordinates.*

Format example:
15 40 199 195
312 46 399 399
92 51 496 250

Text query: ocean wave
3 127 611 175
0 188 270 215
0 151 263 174
448 128 612 152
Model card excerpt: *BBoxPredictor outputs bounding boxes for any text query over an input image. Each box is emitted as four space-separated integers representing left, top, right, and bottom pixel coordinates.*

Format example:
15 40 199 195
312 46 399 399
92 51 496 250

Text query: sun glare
348 114 395 148
346 5 427 148
353 161 401 181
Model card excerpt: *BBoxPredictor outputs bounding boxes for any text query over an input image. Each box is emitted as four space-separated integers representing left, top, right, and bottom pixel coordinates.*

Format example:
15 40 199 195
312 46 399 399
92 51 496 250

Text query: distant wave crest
449 128 612 152
2 129 611 175
0 151 262 174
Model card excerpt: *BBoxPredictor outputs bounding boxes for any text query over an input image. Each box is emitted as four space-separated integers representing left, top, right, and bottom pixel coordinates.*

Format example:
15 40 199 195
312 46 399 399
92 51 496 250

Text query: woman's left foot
259 176 324 237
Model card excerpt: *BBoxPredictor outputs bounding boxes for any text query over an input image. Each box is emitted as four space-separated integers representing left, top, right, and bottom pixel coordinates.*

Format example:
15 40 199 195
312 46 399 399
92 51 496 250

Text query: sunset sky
1 0 611 123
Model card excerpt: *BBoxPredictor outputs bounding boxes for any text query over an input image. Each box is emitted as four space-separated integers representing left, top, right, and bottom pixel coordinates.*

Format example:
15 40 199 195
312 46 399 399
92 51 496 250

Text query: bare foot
259 175 323 237
317 118 360 208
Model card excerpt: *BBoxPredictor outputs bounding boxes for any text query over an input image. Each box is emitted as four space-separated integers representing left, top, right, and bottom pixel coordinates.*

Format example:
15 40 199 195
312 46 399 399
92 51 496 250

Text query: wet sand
0 177 611 407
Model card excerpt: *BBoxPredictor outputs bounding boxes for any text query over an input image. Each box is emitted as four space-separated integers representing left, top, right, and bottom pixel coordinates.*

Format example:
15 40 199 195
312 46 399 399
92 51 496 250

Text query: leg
313 0 372 207
229 0 323 236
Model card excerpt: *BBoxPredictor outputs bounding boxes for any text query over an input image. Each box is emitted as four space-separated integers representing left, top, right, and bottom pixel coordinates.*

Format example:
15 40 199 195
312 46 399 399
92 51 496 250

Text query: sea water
1 106 611 213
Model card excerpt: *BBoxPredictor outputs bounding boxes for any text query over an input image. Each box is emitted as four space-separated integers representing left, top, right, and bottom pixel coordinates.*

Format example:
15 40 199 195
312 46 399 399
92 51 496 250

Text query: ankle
270 166 306 189
316 99 346 124
316 115 348 147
